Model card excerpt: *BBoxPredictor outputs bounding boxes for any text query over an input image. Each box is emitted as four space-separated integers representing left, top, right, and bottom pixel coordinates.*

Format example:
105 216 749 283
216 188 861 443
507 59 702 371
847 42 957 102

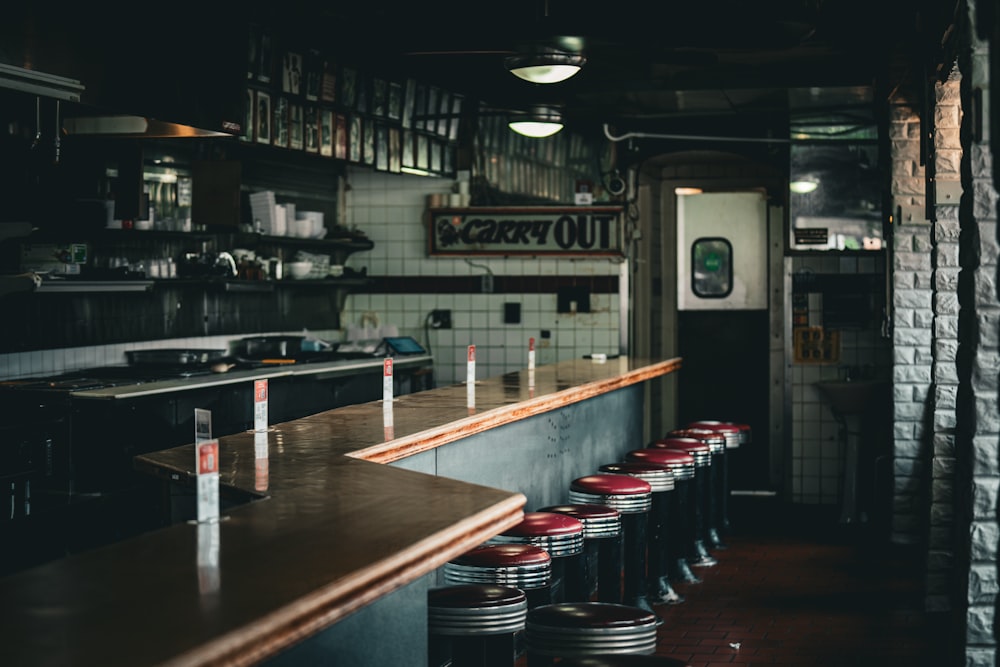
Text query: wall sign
428 206 624 256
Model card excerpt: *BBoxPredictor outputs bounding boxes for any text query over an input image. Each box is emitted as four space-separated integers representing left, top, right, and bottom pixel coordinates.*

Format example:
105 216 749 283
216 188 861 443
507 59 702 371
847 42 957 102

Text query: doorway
675 191 774 493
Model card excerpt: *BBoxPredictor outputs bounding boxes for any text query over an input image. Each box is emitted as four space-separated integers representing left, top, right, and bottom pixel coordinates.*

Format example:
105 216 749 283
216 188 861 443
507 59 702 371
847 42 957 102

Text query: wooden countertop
0 356 680 667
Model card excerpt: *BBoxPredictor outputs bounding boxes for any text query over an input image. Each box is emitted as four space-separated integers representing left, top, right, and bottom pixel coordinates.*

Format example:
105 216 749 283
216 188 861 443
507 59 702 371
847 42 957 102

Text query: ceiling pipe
603 123 790 144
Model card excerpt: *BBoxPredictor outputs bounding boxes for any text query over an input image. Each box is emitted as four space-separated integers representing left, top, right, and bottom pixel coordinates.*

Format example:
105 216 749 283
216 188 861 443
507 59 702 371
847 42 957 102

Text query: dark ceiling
312 0 954 141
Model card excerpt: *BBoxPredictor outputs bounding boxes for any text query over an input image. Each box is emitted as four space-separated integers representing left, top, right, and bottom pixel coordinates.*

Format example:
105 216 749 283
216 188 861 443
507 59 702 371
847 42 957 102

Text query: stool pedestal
652 438 716 568
569 474 658 621
538 504 623 604
625 448 700 584
672 427 728 550
524 602 659 667
599 461 682 605
445 544 553 610
688 420 748 534
489 512 585 604
428 584 527 667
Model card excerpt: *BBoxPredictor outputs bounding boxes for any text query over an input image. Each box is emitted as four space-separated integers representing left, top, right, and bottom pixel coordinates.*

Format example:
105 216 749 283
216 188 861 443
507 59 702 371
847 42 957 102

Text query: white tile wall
340 167 622 386
789 254 891 505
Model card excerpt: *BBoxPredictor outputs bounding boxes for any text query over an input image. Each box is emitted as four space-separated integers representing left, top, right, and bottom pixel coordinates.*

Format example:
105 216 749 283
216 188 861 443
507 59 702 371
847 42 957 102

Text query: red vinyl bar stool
670 427 727 549
598 461 682 605
427 584 527 667
537 503 623 605
444 543 553 610
652 437 716 568
625 447 700 584
687 420 747 533
489 512 585 604
559 656 690 667
524 602 659 667
568 474 656 618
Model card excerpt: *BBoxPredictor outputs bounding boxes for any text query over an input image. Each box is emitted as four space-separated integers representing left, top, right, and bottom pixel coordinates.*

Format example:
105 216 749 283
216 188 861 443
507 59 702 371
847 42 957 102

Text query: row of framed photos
247 26 462 138
242 88 455 174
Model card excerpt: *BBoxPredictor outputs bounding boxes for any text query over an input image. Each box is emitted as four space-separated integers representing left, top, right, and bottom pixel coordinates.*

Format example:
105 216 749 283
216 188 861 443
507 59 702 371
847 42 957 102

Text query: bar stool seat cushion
598 462 675 492
537 504 622 540
626 448 695 467
499 512 585 537
450 543 551 568
428 584 528 636
571 474 653 495
525 602 659 656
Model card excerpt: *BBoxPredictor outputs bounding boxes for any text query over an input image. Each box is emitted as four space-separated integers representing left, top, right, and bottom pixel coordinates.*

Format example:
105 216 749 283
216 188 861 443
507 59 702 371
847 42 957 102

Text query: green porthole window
691 237 732 298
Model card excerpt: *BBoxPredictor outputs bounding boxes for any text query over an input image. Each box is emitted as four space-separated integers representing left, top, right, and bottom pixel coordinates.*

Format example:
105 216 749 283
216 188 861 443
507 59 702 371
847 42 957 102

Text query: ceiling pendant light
508 106 564 138
789 178 819 194
504 48 586 84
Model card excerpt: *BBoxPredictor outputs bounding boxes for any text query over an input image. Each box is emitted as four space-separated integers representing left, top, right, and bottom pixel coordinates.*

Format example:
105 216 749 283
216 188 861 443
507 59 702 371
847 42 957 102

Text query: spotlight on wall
504 48 586 84
508 106 564 138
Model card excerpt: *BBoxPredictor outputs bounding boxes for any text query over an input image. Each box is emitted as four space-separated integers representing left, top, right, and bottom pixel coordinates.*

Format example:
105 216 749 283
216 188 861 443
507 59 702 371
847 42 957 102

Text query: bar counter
0 356 680 667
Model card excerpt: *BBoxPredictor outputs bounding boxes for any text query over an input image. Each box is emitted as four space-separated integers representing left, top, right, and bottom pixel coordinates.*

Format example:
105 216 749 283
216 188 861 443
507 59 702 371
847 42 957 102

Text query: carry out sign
428 206 624 256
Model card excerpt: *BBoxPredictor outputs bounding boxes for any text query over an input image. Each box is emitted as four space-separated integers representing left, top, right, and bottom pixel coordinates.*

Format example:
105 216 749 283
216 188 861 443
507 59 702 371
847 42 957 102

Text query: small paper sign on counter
383 399 395 441
528 337 536 370
196 437 220 523
196 521 221 595
195 408 212 444
466 344 476 410
254 431 269 492
253 379 268 432
383 358 394 403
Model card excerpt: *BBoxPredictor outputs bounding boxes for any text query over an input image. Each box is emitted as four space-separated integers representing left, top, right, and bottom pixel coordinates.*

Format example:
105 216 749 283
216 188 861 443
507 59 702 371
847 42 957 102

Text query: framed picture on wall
436 89 451 137
388 127 401 173
402 78 416 129
281 51 302 95
426 86 439 134
416 132 429 170
273 95 289 148
401 129 414 168
348 115 362 163
374 122 389 171
339 65 357 110
289 103 303 150
320 109 334 156
388 81 402 122
305 106 320 153
242 88 254 142
257 31 273 83
246 24 259 80
255 90 271 144
355 74 370 115
413 83 427 131
362 117 375 165
429 138 442 173
304 48 321 102
335 113 348 160
372 78 387 118
448 95 463 142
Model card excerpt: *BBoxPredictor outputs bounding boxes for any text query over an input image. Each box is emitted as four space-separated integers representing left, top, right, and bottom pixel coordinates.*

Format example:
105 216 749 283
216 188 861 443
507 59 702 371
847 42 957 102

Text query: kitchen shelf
35 280 154 293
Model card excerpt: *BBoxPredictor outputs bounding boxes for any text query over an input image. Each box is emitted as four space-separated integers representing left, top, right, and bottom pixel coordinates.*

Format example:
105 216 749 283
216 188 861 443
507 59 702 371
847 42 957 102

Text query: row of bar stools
651 438 716 568
669 426 727 549
444 543 553 610
568 474 657 619
688 420 748 534
489 512 586 603
427 584 527 667
598 461 682 605
625 447 700 584
524 602 659 667
538 503 622 604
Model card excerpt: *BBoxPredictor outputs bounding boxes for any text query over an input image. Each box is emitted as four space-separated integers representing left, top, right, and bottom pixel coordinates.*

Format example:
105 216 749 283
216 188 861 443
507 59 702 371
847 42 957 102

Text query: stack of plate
249 191 276 234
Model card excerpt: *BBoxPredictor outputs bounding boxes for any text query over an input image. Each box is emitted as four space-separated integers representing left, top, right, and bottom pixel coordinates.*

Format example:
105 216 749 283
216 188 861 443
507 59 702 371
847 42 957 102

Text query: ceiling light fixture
508 106 564 138
789 179 819 194
504 49 586 84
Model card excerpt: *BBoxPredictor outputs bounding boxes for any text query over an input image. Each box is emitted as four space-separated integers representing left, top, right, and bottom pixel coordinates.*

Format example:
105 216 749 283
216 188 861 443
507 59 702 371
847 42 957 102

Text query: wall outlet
430 309 452 329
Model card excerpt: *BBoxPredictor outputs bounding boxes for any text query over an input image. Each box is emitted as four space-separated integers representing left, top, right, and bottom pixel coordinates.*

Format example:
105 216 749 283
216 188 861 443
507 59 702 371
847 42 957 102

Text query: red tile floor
520 497 955 666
